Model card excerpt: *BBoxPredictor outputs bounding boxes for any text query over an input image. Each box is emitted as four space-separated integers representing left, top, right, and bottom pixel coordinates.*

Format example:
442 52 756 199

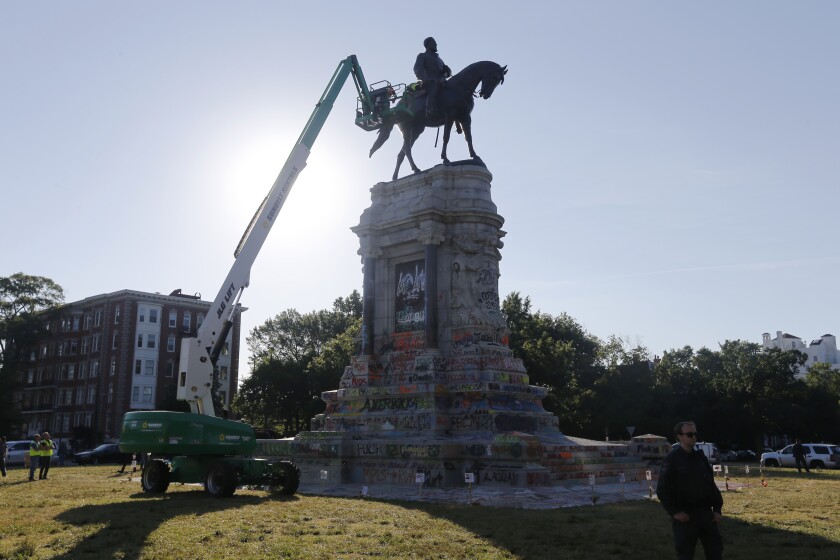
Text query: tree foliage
233 291 361 435
0 273 65 434
0 272 64 358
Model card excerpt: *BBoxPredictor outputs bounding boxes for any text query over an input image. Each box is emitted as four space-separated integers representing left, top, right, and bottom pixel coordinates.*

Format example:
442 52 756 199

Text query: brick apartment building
10 289 242 442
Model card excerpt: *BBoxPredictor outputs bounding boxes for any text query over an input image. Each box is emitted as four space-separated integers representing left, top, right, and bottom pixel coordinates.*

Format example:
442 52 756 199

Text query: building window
197 314 204 328
167 335 176 352
76 388 84 405
87 386 96 404
79 363 86 379
72 316 80 331
70 340 78 354
91 361 99 378
149 308 158 324
182 312 191 332
67 364 75 380
110 359 116 376
219 390 227 404
132 386 140 402
147 334 157 349
145 360 155 376
143 386 153 403
166 361 174 378
135 360 142 375
62 415 70 433
114 306 121 324
94 309 102 327
221 342 229 356
112 332 119 349
138 307 145 323
219 366 228 381
137 334 144 348
81 337 89 354
92 334 100 352
108 384 114 404
84 314 92 330
169 311 177 328
85 412 92 427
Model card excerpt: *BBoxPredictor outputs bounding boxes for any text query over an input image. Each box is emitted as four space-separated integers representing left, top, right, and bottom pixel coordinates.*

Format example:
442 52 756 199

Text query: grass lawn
0 464 837 559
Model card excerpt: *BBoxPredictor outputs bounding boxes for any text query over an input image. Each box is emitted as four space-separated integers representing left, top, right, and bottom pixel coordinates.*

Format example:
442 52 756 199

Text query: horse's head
478 64 507 99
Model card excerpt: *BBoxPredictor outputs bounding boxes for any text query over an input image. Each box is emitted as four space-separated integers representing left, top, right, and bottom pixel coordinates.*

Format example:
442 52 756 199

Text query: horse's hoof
412 168 422 175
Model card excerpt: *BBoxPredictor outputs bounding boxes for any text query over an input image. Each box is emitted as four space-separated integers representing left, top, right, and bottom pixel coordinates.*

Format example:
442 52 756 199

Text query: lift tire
269 461 301 495
205 462 237 498
142 460 170 493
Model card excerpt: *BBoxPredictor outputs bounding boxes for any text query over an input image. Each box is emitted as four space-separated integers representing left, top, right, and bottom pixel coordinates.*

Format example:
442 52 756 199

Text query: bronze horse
369 61 507 180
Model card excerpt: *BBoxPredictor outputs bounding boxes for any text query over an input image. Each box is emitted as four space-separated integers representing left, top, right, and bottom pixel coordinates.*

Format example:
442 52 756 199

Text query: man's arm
413 54 426 81
656 455 679 516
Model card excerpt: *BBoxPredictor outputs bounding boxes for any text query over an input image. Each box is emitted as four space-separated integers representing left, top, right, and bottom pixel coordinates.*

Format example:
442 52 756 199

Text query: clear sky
2 1 838 377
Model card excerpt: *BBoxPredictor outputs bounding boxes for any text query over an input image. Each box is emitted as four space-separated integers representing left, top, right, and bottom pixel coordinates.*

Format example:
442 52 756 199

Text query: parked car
694 442 720 464
736 450 757 462
670 442 721 464
73 443 127 465
761 443 840 469
4 440 33 465
720 450 738 462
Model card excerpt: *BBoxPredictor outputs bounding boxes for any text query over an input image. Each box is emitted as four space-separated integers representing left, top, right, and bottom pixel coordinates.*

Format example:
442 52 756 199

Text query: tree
0 273 65 434
501 292 600 434
581 336 656 441
653 341 807 450
234 291 362 436
805 361 840 403
247 291 362 367
803 362 840 442
0 272 64 358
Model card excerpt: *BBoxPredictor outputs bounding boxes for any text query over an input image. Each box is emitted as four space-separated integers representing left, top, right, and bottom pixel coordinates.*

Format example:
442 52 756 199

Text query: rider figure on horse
413 37 451 118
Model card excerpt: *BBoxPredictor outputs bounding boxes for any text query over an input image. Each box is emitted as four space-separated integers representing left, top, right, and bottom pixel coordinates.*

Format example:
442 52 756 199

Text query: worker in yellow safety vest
28 434 42 481
39 432 56 480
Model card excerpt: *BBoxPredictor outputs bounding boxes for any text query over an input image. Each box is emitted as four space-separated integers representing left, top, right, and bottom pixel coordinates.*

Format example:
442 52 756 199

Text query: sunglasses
680 432 697 437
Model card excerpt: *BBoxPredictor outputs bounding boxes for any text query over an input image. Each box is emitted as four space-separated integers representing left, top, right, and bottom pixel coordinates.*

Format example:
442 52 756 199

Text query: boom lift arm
177 55 382 415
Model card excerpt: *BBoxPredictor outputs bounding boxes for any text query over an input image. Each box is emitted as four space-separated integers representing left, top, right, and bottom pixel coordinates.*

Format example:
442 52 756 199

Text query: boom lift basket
355 81 412 131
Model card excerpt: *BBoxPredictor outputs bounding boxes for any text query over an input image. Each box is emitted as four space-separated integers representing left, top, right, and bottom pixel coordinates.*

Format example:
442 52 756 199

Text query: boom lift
119 56 400 497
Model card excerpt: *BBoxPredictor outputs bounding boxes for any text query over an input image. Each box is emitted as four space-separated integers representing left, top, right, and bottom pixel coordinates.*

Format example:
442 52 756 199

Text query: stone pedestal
260 164 651 489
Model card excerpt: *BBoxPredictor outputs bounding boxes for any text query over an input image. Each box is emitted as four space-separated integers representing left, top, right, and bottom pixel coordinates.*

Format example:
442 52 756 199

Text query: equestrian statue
368 37 507 181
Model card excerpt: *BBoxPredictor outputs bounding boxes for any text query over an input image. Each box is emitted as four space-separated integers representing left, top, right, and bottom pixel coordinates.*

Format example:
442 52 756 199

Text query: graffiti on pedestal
395 259 425 332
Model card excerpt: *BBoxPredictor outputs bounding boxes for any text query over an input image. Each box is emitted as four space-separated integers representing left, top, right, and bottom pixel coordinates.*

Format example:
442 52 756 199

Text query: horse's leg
441 119 455 164
393 148 406 181
370 123 394 157
392 124 410 180
461 115 479 160
403 126 422 175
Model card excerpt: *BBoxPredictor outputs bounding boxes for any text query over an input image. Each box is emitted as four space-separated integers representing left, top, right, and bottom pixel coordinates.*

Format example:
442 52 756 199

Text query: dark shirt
792 442 805 458
414 51 449 82
656 446 723 517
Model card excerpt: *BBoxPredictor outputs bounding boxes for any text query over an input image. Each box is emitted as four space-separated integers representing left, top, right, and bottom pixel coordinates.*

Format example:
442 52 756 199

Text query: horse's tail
369 123 394 158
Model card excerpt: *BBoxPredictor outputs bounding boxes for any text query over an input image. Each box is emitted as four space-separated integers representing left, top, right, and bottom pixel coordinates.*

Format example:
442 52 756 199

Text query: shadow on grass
382 496 839 560
53 488 299 560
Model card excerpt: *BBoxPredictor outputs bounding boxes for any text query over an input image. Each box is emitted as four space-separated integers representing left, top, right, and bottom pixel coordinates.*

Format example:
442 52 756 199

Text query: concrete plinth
260 164 654 489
